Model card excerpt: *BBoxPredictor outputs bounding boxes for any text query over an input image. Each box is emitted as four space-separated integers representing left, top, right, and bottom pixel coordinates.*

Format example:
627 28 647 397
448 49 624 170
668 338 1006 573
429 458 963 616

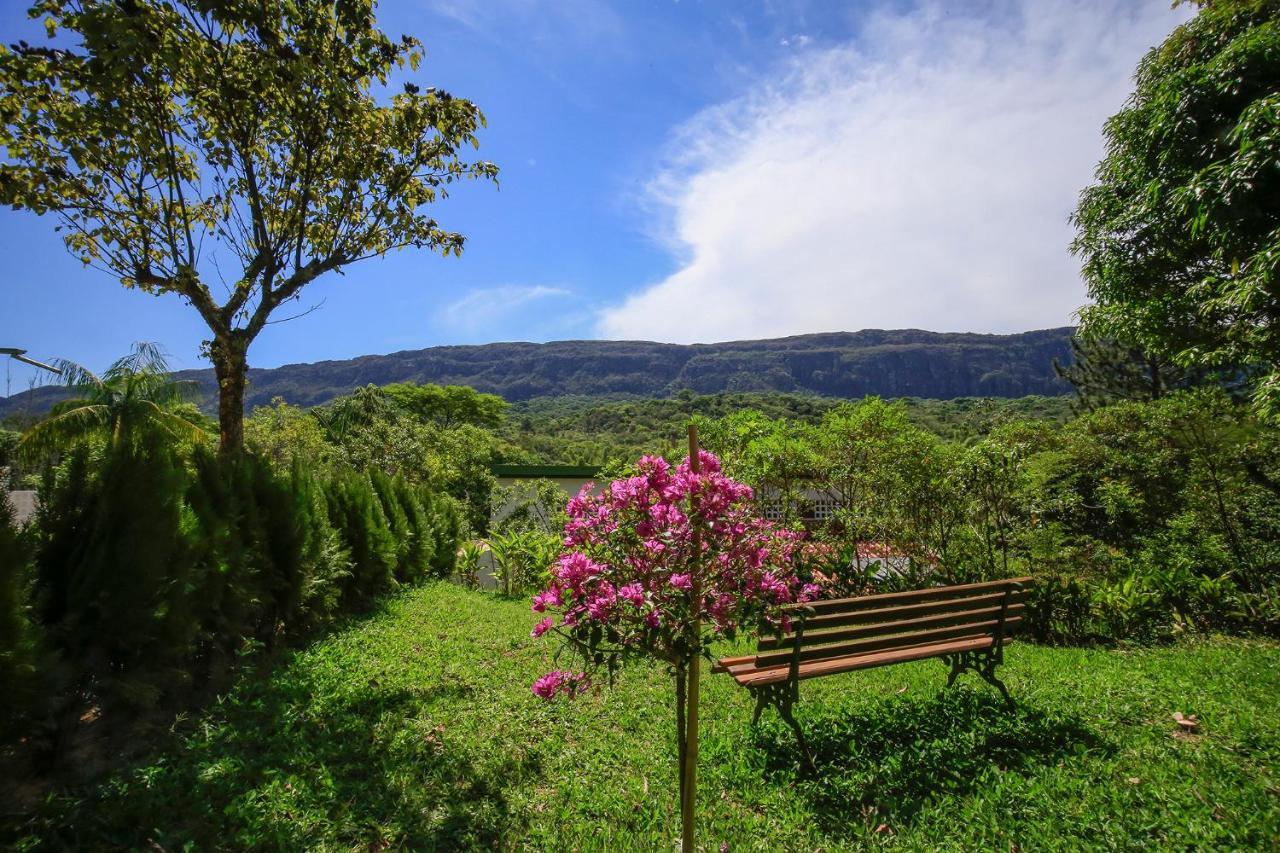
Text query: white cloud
598 0 1191 343
441 285 570 331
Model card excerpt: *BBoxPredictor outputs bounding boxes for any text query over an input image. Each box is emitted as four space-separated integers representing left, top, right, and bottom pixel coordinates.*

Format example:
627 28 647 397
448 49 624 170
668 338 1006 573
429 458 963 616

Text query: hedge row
0 436 460 749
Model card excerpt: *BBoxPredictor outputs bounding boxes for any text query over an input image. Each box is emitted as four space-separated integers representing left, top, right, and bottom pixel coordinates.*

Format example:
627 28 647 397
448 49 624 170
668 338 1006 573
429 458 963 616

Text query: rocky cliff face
0 327 1074 417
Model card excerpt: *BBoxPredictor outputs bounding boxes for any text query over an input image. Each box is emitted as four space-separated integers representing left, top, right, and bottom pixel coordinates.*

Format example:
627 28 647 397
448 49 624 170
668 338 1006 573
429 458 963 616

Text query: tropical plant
0 0 498 451
19 342 207 457
485 528 559 596
455 540 485 590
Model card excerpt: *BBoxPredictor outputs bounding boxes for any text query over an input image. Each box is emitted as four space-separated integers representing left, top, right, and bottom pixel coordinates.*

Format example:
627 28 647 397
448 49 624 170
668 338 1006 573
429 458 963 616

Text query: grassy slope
17 583 1279 851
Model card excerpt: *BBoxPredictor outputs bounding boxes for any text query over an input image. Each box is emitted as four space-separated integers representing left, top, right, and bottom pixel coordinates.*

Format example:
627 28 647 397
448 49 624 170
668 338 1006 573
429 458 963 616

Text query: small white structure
4 489 38 527
490 464 603 525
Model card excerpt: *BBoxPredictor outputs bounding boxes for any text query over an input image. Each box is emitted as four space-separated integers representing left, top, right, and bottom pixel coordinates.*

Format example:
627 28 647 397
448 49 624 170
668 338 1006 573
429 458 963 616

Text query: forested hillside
0 328 1074 418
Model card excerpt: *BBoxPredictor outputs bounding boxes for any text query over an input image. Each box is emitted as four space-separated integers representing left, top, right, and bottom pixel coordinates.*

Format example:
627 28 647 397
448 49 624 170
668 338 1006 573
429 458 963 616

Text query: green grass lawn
14 583 1280 850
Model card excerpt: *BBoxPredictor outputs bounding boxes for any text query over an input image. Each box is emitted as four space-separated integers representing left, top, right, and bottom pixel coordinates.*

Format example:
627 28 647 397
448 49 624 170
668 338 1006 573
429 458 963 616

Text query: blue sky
0 0 1189 391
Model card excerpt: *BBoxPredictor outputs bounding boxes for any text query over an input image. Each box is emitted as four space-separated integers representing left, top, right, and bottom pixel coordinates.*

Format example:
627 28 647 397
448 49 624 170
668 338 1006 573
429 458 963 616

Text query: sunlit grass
13 583 1280 850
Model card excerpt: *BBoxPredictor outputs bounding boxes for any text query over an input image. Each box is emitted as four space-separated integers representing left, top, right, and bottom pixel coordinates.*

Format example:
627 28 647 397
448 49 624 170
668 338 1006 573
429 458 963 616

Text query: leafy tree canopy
1053 335 1212 411
383 381 507 429
1071 0 1280 419
0 0 497 450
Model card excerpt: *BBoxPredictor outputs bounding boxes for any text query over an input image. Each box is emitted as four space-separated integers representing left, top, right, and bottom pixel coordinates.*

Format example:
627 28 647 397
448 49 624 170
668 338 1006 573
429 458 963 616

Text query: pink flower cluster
531 450 811 699
531 670 590 699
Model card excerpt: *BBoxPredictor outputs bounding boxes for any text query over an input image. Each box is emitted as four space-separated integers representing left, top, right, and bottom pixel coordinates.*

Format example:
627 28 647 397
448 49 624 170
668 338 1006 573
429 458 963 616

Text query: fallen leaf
1127 777 1141 785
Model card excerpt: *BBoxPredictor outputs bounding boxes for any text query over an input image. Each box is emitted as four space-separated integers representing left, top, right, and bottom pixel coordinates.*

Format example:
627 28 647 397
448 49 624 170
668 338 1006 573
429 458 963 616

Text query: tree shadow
24 676 543 849
751 686 1107 839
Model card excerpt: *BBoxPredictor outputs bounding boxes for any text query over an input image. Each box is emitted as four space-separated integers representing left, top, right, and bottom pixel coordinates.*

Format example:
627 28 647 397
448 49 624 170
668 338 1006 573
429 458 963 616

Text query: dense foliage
1072 0 1280 418
251 383 500 531
690 391 1280 644
500 391 1073 465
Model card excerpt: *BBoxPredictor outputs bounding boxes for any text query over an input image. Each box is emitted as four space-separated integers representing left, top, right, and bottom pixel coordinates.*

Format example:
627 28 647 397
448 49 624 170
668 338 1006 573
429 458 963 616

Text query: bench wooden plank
711 654 757 674
756 603 1025 652
758 593 1026 648
734 635 1003 687
740 617 1022 671
792 576 1032 615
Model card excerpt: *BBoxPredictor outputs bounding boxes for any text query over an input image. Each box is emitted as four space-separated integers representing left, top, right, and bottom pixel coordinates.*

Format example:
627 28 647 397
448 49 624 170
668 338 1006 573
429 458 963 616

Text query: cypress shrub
9 441 456 748
423 491 461 579
286 461 349 640
396 477 437 583
369 468 413 583
33 434 194 711
323 469 397 609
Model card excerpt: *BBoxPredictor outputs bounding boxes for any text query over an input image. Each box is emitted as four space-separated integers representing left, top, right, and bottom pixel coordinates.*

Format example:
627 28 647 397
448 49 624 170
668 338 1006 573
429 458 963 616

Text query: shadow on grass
752 686 1106 839
21 676 541 850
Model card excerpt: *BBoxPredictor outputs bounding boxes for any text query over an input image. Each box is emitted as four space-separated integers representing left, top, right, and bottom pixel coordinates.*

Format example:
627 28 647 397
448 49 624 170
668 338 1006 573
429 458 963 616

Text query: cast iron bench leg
749 682 814 772
943 651 1015 710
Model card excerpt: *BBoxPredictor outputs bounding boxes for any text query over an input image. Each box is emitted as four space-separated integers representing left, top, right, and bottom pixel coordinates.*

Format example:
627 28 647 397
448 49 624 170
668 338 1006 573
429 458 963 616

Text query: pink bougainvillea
530 450 811 697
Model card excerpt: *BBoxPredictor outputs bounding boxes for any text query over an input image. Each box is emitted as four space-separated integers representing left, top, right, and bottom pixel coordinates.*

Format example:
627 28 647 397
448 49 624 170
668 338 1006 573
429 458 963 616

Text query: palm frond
105 342 173 383
139 400 211 445
18 404 110 458
48 358 104 397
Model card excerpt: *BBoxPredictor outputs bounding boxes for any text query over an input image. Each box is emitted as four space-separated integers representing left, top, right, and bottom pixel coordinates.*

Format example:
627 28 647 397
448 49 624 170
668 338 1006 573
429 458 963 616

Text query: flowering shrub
530 451 814 698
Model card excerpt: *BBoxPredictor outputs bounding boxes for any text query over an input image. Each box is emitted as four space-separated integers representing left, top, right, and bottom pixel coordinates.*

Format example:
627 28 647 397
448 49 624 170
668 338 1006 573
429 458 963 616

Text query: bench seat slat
792 576 1032 616
757 603 1024 651
711 654 757 674
742 616 1022 670
732 635 1004 687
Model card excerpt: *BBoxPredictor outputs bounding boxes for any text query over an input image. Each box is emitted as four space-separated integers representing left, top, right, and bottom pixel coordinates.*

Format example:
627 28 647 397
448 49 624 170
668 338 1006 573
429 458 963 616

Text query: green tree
244 397 333 472
0 1 497 452
960 420 1054 578
1071 0 1280 419
817 398 917 546
1054 335 1206 411
19 342 207 457
383 381 508 429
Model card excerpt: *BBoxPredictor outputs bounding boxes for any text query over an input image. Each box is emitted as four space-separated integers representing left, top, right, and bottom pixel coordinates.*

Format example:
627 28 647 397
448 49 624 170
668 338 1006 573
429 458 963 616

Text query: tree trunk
211 335 248 454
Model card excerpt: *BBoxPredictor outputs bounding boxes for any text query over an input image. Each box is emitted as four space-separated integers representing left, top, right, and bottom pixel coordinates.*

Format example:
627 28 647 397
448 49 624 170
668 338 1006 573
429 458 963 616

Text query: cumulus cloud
440 285 570 331
597 0 1191 343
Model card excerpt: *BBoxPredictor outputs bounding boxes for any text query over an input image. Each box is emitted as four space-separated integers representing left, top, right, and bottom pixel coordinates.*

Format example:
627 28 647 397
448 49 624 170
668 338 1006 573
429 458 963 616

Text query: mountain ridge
0 327 1076 418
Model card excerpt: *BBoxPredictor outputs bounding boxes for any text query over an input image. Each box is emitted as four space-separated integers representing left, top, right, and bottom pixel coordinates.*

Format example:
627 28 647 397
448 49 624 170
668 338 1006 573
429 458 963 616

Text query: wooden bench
713 577 1031 762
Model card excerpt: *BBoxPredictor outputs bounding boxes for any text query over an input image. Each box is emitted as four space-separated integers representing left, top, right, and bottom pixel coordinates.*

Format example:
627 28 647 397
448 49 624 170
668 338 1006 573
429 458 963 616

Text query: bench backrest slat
749 577 1028 670
791 576 1032 616
751 617 1022 669
757 602 1025 652
759 589 1028 648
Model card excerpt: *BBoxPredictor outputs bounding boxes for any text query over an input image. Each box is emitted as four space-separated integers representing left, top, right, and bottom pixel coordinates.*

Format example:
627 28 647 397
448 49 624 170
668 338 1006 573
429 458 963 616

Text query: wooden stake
681 424 702 853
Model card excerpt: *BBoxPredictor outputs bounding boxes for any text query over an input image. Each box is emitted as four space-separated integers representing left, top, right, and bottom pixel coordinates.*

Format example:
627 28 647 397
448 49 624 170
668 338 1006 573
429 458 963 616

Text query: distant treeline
499 392 1076 465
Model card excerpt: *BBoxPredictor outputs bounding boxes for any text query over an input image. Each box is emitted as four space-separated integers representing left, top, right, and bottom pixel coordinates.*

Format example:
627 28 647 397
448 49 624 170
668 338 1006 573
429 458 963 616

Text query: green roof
491 464 600 478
